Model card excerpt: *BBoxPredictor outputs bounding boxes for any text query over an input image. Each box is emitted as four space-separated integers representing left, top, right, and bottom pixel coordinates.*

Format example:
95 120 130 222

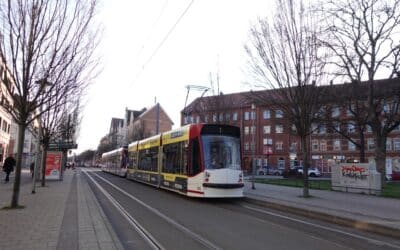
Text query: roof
137 103 174 125
182 78 400 114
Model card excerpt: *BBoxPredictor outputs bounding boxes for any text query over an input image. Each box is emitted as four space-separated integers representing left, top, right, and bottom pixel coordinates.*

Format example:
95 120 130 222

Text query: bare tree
185 92 238 125
320 0 400 185
96 136 116 157
245 0 326 197
127 120 150 142
38 83 81 187
323 82 370 163
0 0 100 207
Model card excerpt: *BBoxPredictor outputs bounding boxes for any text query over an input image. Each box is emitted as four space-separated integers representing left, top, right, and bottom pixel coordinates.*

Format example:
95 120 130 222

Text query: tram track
83 169 222 250
83 169 400 250
83 170 165 250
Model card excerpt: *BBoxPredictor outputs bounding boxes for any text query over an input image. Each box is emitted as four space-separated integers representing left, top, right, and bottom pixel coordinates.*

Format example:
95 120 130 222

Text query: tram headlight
205 171 210 182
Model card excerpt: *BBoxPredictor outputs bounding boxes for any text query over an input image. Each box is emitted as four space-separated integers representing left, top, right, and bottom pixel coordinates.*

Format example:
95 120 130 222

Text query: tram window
128 151 138 169
189 138 201 176
202 135 241 170
138 147 159 172
163 142 187 175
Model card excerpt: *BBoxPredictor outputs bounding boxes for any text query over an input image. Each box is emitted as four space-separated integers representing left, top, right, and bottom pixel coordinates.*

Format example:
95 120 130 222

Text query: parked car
256 166 268 175
267 167 285 176
391 171 400 181
256 166 284 176
297 167 322 177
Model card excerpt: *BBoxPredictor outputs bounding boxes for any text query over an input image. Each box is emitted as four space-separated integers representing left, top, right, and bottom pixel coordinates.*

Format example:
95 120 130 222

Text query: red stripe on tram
187 189 204 194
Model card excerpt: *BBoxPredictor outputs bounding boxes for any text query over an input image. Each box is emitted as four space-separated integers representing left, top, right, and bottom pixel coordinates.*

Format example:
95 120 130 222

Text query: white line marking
82 170 165 250
92 172 222 250
243 205 400 249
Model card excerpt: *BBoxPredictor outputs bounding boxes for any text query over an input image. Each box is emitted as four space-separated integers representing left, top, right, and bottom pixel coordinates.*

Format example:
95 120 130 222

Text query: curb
243 196 400 239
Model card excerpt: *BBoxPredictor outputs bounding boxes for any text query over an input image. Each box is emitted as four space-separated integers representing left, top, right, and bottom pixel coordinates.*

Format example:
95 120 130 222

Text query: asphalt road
83 169 400 250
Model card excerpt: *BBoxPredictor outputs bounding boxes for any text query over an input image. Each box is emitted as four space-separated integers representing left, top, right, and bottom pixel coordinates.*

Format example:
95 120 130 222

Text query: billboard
45 151 62 180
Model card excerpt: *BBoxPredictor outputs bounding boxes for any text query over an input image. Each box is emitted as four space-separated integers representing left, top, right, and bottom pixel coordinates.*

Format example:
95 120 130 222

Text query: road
82 169 400 250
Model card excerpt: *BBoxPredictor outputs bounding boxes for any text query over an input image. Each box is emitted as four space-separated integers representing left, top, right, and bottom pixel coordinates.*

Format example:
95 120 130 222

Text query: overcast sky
77 0 273 153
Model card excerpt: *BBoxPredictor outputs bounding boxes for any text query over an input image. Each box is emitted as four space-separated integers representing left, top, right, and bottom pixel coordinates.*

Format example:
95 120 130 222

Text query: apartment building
181 80 400 174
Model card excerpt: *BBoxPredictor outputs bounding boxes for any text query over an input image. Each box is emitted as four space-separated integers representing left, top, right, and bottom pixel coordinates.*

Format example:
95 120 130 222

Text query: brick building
107 103 174 147
181 80 400 175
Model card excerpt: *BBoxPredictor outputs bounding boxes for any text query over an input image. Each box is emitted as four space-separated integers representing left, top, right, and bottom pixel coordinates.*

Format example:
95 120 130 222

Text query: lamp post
251 103 256 190
31 78 52 194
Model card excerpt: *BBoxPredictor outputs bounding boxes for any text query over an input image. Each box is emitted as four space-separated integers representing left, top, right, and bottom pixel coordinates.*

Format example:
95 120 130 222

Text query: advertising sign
45 151 62 180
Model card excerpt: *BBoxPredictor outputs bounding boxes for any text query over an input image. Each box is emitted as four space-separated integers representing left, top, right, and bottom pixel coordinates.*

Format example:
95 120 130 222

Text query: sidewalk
243 180 400 238
0 169 123 250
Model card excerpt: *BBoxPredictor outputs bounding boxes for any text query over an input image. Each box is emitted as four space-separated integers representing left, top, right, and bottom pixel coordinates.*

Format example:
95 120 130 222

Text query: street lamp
251 103 256 190
31 78 52 194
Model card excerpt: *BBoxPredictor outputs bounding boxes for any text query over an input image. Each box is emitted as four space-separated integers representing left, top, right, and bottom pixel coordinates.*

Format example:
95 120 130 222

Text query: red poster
45 151 62 180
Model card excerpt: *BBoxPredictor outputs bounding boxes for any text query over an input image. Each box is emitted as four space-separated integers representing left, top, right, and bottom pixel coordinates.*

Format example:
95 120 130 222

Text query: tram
100 147 128 177
102 124 244 198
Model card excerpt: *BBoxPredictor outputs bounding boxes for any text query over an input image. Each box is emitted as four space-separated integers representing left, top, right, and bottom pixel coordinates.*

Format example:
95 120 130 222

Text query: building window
184 116 188 124
263 138 273 145
244 112 250 120
333 140 341 151
278 158 285 169
233 112 238 121
348 140 356 151
312 140 319 151
366 125 372 133
250 125 256 134
218 113 223 122
225 113 231 121
333 122 340 132
383 102 391 113
319 125 326 134
347 105 354 117
275 125 283 134
250 142 255 151
290 142 297 152
276 141 283 150
263 110 270 119
263 125 271 134
347 123 356 133
275 110 283 118
244 142 249 151
291 125 297 133
196 116 200 123
387 138 392 151
251 111 256 120
320 140 327 151
244 126 249 135
312 123 318 134
368 138 375 151
394 138 400 151
332 106 340 117
213 114 217 122
204 116 208 123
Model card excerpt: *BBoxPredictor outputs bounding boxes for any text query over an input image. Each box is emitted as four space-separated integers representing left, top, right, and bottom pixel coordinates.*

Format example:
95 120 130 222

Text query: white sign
331 163 381 194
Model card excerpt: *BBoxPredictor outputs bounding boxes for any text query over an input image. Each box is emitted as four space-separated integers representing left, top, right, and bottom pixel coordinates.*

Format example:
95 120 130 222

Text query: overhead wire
135 0 169 59
130 0 195 87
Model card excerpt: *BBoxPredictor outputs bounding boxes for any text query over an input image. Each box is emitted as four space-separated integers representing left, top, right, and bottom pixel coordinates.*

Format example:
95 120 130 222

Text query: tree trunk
11 123 27 208
374 135 387 188
359 131 366 163
41 147 48 187
301 135 310 197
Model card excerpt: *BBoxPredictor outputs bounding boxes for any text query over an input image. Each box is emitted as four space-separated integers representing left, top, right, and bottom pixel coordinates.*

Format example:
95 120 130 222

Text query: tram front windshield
202 135 241 170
